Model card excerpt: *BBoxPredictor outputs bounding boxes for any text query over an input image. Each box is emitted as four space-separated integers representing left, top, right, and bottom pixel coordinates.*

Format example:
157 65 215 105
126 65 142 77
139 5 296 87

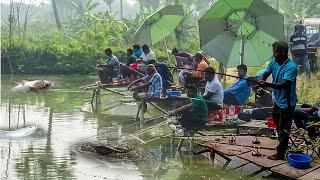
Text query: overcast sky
0 0 137 6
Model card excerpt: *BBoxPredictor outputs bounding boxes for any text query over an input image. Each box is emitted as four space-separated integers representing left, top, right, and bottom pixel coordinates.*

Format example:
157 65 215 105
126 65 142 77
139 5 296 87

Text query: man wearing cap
168 84 208 130
289 24 311 78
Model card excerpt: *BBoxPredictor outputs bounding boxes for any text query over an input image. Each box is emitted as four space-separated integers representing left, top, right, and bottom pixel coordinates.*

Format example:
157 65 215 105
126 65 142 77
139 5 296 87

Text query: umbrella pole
164 37 170 61
240 37 245 65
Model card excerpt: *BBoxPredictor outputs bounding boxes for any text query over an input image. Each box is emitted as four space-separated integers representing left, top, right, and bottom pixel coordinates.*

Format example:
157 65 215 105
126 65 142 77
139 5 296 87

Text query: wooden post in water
91 89 96 104
139 99 145 122
96 86 101 105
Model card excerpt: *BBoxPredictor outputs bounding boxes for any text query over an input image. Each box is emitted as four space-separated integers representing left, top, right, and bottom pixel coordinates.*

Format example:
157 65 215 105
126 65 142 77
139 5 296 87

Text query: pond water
1 75 269 180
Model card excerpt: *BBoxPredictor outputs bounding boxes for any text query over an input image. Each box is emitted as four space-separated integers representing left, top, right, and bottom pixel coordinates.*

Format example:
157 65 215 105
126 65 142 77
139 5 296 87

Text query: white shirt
141 50 156 62
204 77 224 107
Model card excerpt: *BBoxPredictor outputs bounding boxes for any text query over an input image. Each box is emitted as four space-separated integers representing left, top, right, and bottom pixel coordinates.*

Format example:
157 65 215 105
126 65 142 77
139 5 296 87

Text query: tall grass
297 74 320 105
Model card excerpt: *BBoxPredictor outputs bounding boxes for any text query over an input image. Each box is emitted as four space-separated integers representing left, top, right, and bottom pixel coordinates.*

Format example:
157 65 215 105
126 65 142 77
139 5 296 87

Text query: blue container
167 90 181 98
288 153 313 169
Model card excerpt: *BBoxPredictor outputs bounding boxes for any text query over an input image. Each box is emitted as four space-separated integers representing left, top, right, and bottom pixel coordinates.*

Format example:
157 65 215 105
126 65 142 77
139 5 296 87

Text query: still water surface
1 75 264 180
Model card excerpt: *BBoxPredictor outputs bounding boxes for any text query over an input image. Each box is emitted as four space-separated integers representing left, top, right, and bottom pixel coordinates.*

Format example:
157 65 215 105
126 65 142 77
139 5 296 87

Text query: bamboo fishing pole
163 66 259 83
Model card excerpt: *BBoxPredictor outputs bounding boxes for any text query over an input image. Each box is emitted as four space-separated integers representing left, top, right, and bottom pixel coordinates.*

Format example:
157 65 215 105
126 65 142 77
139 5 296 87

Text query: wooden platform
238 150 286 168
199 141 251 156
271 156 320 179
195 135 320 179
299 167 320 180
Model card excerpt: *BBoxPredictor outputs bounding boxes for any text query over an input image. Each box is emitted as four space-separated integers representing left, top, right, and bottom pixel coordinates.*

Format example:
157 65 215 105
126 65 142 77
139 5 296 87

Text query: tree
120 0 123 19
278 0 320 39
150 0 160 10
103 0 114 12
51 0 62 29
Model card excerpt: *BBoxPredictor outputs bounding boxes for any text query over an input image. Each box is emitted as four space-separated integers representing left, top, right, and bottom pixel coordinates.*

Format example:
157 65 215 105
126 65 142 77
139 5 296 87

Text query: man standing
224 64 251 105
141 44 156 63
203 67 224 110
259 41 298 160
289 24 311 78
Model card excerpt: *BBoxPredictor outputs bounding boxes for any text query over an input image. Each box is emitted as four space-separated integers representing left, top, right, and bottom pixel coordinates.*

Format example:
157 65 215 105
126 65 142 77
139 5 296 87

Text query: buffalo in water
11 80 54 93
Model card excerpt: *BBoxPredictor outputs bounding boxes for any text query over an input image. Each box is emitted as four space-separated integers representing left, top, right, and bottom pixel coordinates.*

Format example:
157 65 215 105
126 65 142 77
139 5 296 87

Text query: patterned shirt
147 73 163 97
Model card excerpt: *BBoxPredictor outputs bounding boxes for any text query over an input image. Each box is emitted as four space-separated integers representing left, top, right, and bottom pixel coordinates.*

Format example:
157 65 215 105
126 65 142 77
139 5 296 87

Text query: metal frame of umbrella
198 0 284 68
133 5 184 61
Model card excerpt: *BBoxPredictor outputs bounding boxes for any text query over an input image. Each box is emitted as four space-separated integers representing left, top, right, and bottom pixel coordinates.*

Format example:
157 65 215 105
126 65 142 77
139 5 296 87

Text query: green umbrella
134 5 184 46
198 0 284 67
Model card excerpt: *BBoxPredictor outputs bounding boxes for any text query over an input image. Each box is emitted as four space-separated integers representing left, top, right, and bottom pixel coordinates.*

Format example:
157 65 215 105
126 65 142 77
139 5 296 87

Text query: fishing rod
164 66 259 83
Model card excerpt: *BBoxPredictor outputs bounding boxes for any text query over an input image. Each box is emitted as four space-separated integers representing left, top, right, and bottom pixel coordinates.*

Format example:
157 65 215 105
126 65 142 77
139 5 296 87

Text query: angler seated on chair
148 59 173 97
127 64 163 100
121 48 137 79
97 48 120 84
180 52 208 91
293 102 320 139
238 75 273 121
203 67 224 110
171 47 193 67
168 84 208 131
223 64 251 106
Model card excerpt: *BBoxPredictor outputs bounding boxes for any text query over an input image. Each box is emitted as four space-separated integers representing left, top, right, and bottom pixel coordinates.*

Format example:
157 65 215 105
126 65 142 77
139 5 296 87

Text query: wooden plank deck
199 141 251 156
196 135 320 179
271 156 320 179
200 136 278 150
237 120 268 128
238 150 286 168
298 167 320 180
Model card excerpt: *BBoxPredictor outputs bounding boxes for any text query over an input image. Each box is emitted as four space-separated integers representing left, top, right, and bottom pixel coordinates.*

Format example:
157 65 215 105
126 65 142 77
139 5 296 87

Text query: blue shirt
265 58 298 109
134 49 143 59
224 76 251 105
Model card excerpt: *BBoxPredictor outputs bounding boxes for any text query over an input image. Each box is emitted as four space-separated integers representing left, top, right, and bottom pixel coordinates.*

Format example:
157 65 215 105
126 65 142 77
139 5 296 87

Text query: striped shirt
290 33 307 57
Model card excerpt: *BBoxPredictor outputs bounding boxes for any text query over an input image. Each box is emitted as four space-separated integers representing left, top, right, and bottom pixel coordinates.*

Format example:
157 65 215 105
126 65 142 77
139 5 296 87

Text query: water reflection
15 109 74 179
1 75 247 179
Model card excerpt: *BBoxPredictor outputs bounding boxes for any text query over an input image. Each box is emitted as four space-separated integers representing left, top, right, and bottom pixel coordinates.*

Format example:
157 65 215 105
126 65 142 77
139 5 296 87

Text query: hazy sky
0 0 49 5
0 0 137 6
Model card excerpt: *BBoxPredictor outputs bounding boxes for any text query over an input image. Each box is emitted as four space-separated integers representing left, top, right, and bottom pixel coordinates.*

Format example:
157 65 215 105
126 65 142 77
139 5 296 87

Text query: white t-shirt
204 77 224 107
141 50 156 62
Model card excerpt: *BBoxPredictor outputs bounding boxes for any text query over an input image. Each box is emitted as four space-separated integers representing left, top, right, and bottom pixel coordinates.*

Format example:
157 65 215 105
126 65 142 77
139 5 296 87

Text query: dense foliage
1 0 319 74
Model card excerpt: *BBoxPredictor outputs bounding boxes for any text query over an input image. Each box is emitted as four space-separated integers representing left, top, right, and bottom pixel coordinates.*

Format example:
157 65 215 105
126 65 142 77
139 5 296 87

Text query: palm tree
103 0 114 12
150 0 160 10
51 0 62 29
120 0 123 19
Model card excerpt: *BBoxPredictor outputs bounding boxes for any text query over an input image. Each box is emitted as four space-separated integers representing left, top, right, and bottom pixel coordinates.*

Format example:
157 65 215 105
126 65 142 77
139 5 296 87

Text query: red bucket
265 117 276 129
